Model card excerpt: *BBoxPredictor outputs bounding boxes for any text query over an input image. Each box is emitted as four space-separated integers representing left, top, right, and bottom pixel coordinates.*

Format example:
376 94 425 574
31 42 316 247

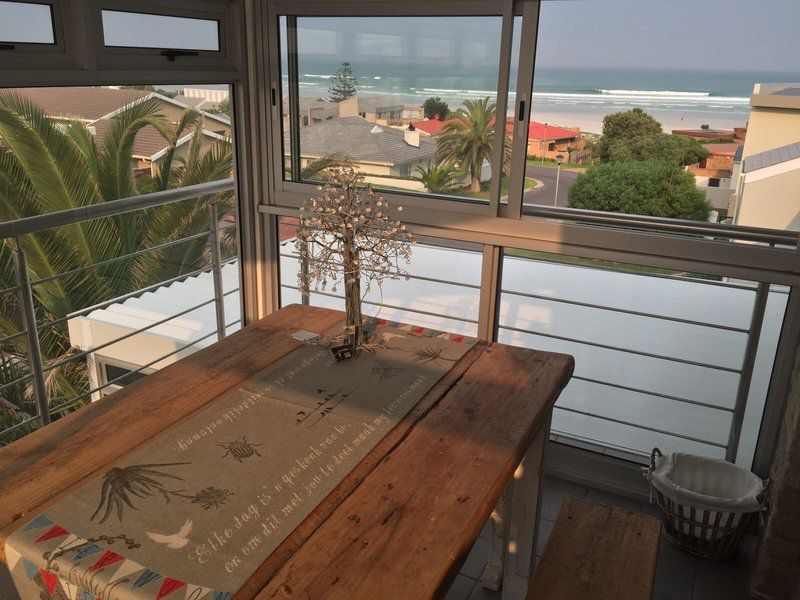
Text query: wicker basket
646 448 768 560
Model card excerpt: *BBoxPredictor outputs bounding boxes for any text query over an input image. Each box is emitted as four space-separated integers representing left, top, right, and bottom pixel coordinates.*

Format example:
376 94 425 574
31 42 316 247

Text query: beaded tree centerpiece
296 168 413 354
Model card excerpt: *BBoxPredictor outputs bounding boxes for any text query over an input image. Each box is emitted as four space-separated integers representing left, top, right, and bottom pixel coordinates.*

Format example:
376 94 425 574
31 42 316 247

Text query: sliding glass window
517 0 800 240
279 14 509 205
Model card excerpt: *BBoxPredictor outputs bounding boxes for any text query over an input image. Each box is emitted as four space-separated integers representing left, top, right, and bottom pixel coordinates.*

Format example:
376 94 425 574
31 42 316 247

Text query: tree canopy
415 162 459 194
605 133 709 166
328 62 358 102
436 97 509 193
0 93 235 441
594 108 663 162
422 97 449 120
568 160 710 221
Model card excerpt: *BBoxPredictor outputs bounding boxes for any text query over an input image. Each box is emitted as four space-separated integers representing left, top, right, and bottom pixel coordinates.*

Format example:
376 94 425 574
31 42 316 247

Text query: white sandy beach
527 104 748 135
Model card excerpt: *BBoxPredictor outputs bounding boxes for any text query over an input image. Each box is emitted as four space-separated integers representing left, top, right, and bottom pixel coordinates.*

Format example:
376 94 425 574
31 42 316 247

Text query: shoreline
525 105 748 136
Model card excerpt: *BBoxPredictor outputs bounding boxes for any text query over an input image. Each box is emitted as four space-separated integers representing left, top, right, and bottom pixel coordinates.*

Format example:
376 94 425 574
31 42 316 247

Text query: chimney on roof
338 95 359 118
404 127 420 148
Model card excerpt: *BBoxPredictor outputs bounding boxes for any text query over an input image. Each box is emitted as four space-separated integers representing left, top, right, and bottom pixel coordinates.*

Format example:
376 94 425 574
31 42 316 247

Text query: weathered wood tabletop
0 304 574 599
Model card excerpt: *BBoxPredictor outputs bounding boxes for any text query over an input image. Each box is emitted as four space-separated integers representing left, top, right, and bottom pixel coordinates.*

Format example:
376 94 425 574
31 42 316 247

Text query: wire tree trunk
342 241 364 353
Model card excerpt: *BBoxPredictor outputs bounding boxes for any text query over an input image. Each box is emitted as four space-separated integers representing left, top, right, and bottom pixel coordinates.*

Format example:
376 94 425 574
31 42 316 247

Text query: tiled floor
445 475 755 600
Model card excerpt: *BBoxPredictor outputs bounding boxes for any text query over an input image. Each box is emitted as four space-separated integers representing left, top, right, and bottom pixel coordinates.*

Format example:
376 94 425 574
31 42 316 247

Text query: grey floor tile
0 563 20 600
540 475 588 521
445 574 477 600
653 550 698 600
461 537 489 580
693 551 752 600
585 487 645 512
535 518 555 557
468 579 502 600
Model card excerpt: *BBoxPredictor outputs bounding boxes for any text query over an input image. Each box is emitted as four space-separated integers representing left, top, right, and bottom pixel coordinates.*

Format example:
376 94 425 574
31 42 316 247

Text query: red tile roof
410 119 448 135
702 143 742 157
527 122 577 140
410 118 578 141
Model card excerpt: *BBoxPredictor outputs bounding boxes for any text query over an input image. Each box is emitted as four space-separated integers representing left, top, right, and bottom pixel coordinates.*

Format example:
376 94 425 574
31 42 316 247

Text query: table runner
6 320 475 600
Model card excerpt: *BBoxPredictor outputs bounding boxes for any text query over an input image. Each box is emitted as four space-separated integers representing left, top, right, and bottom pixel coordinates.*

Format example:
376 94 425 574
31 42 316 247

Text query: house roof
702 143 741 157
528 122 578 141
743 142 800 173
12 87 152 121
411 119 448 135
410 118 578 141
290 116 437 166
92 119 226 160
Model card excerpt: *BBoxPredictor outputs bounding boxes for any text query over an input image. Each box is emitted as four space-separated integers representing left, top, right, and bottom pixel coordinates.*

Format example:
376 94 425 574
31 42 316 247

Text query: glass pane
282 16 504 203
102 10 220 51
0 1 54 44
0 84 238 446
520 0 800 235
104 364 148 387
278 217 480 337
498 248 787 467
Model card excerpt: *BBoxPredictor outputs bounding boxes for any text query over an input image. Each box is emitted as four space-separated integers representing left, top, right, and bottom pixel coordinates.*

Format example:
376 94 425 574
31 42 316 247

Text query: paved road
523 165 580 209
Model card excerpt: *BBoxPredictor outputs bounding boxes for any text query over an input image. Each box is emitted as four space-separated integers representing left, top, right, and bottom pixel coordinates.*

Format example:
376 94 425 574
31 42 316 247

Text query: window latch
161 49 200 61
517 99 526 122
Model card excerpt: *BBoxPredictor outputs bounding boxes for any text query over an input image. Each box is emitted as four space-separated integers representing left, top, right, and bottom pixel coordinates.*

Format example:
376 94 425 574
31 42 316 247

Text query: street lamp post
554 154 564 206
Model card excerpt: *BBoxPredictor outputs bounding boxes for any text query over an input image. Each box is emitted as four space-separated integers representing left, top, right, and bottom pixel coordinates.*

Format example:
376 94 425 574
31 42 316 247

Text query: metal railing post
208 201 227 341
11 238 50 426
726 281 770 462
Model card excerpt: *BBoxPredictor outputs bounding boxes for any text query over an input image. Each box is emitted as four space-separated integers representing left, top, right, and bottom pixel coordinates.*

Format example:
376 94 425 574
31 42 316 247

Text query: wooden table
0 305 573 599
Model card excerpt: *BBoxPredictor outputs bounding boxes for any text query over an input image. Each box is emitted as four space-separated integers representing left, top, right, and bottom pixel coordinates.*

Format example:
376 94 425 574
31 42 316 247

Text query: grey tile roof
743 141 800 173
289 116 437 166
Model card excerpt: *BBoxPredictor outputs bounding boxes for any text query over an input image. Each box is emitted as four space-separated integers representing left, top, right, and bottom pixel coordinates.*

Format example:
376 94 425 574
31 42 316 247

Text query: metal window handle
161 49 200 61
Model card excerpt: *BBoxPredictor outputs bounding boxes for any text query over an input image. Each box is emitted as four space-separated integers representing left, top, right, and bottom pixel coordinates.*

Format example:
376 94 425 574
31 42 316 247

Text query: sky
536 0 800 72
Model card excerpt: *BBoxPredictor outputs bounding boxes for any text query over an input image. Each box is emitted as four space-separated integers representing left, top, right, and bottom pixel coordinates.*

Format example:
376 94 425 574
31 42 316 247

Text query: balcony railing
280 238 786 468
0 179 238 444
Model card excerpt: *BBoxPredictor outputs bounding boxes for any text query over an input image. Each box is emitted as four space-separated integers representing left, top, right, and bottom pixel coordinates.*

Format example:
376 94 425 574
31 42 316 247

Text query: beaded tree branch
296 168 413 353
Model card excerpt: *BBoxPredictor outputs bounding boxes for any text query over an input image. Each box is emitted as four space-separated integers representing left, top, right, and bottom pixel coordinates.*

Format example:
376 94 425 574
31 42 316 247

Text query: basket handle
649 447 663 471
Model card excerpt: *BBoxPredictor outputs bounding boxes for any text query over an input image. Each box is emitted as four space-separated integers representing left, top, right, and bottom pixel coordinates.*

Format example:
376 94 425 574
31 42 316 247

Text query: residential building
729 84 800 231
176 87 230 111
287 115 437 178
13 87 231 175
672 126 747 141
688 143 741 184
283 95 405 130
526 122 586 160
410 117 587 162
733 142 800 231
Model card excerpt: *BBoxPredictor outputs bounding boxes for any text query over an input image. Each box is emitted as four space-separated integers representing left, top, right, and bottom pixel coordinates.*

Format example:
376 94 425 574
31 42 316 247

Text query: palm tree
435 97 511 193
414 162 459 194
300 153 353 181
0 93 235 442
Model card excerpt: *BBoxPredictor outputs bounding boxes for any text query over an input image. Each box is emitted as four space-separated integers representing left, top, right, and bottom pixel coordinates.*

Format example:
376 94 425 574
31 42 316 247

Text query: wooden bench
527 497 661 600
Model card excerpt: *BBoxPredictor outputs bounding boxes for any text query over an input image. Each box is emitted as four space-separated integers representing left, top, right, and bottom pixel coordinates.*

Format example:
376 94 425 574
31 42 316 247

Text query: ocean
292 65 800 134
